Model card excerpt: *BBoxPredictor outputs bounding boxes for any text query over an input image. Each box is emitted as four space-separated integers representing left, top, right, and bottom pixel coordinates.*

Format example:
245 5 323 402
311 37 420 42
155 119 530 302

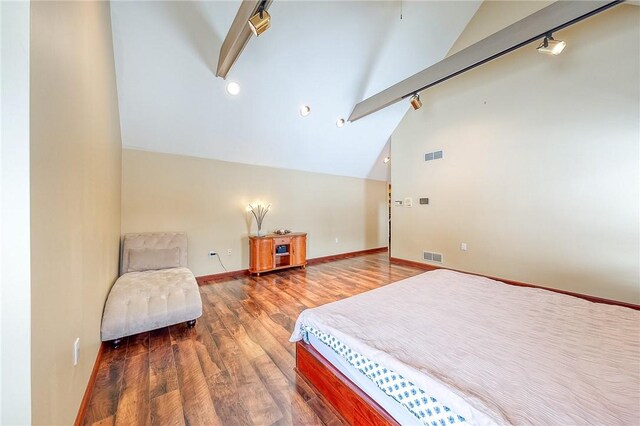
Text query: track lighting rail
348 0 623 122
216 0 273 79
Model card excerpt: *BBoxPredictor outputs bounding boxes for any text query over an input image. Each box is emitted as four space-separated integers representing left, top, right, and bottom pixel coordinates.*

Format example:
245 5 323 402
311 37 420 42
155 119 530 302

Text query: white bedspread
291 270 640 425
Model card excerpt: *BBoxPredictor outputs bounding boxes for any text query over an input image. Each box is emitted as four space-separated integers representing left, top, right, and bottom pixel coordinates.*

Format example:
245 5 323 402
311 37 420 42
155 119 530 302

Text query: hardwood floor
83 253 423 426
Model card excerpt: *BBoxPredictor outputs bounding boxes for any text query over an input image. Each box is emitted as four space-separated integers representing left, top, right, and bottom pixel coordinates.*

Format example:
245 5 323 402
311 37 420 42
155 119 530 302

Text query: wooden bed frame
296 341 399 425
295 265 640 425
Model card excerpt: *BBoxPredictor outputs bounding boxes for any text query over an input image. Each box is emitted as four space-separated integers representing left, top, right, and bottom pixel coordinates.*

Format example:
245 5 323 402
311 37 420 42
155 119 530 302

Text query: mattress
307 332 422 425
307 327 465 425
291 269 640 425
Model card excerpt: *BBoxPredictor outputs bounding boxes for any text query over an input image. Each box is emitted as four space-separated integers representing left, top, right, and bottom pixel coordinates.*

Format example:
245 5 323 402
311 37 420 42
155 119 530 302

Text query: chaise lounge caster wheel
187 319 196 328
112 338 122 349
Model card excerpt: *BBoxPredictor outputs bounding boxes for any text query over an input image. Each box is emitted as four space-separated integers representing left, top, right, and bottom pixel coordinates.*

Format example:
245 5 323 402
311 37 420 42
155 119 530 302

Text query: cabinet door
290 236 306 266
250 238 274 272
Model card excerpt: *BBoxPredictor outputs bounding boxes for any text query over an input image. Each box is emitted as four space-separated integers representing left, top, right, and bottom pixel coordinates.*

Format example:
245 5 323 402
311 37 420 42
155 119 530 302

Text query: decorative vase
249 202 271 237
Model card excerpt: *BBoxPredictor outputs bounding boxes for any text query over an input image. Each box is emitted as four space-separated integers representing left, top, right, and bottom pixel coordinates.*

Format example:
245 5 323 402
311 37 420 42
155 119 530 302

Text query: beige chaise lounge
101 232 203 347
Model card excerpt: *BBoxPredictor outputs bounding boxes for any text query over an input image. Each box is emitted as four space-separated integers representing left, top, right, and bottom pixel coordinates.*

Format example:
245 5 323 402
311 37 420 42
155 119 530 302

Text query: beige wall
391 4 639 303
30 2 122 425
122 149 388 277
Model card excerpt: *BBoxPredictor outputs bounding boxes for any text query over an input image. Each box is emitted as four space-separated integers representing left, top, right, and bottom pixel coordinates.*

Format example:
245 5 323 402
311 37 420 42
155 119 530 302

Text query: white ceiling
110 1 481 180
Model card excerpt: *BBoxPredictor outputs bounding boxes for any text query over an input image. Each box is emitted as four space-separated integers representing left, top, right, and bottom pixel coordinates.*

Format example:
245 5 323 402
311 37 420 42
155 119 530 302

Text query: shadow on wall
244 208 253 235
364 179 386 249
367 137 391 181
166 1 222 73
364 139 391 249
352 3 398 102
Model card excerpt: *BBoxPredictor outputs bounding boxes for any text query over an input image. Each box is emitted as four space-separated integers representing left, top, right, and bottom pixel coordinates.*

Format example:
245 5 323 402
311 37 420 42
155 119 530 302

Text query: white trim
0 1 32 423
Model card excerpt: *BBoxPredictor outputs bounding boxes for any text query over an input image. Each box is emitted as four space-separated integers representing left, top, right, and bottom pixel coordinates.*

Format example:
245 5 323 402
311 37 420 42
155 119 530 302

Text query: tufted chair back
120 232 188 276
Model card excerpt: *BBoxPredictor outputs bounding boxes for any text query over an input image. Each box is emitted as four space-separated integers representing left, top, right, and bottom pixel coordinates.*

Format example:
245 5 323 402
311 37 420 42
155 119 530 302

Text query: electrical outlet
73 338 80 366
209 251 217 257
227 248 232 256
460 243 468 251
335 237 339 243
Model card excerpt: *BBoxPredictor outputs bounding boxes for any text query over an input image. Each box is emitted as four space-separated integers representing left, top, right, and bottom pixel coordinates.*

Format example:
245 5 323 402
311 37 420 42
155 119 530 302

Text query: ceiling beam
216 0 273 79
348 0 623 122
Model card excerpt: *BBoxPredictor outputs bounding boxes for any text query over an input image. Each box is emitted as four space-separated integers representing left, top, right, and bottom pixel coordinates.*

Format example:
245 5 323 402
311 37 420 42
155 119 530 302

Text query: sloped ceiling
110 0 481 180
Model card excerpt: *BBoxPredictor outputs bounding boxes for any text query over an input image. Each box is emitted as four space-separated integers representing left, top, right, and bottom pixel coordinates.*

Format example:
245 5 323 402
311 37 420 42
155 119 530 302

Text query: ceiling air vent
423 251 443 263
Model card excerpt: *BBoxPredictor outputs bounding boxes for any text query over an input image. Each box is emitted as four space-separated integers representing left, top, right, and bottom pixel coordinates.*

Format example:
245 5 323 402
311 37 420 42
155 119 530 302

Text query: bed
290 269 640 425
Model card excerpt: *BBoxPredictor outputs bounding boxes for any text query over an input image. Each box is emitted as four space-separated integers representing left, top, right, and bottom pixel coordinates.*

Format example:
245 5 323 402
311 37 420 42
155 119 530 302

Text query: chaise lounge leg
112 338 122 349
187 319 196 328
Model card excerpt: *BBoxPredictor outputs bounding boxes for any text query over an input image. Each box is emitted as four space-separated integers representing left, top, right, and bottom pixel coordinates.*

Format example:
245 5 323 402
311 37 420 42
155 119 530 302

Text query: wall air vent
424 150 443 162
423 251 443 263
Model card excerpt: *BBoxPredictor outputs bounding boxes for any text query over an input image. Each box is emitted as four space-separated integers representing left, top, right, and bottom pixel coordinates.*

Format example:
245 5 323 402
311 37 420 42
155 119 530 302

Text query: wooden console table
249 232 307 275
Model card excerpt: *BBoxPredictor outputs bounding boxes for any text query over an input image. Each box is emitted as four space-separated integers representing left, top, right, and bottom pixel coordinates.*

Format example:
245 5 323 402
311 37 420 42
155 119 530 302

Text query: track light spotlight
249 1 271 36
410 93 422 110
537 33 566 55
336 118 345 128
383 157 390 164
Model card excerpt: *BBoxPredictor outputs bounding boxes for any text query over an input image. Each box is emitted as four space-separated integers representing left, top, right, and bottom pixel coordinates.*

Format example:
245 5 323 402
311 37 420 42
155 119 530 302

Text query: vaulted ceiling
110 1 481 180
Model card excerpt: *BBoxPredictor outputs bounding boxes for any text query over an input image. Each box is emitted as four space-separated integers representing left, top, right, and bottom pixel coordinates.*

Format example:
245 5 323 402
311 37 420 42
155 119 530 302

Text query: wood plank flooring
83 253 422 426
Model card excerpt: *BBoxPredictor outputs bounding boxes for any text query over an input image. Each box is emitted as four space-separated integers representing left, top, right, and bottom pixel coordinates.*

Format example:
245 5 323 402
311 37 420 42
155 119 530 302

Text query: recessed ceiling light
226 81 241 95
383 157 391 164
300 105 311 117
336 118 345 128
